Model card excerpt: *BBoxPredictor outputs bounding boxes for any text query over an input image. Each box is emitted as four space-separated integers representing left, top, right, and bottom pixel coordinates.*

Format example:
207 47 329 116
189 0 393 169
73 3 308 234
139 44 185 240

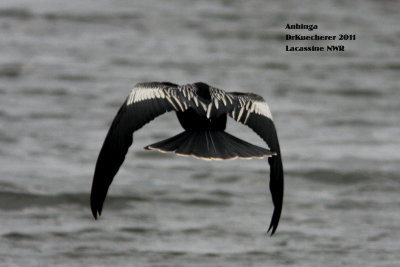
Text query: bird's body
174 83 227 131
91 82 284 235
176 107 227 131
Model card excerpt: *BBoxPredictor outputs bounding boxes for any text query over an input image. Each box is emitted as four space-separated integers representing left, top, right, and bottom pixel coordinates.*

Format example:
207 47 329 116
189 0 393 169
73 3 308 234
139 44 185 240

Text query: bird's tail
144 130 275 160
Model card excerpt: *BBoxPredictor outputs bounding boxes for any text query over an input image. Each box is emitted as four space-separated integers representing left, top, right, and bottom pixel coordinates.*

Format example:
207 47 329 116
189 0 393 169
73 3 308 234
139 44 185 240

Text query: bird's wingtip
267 204 282 236
267 221 277 236
90 201 103 220
91 207 98 220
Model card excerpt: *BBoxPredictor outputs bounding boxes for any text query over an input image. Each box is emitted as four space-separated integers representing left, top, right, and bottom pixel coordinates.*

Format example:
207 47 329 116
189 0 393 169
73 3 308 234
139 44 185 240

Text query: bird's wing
90 82 198 219
227 92 284 235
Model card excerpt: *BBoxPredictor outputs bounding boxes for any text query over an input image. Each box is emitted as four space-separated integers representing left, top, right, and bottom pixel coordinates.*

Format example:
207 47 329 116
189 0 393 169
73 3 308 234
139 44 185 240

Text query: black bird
90 82 284 235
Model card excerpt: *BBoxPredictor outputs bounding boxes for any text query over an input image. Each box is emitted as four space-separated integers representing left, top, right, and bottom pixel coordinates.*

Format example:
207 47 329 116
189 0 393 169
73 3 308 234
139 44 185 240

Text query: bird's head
194 82 211 101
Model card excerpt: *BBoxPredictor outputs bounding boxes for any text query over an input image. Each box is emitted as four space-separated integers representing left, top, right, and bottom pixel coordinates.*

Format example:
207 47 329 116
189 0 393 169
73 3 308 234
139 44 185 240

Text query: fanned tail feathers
145 131 275 160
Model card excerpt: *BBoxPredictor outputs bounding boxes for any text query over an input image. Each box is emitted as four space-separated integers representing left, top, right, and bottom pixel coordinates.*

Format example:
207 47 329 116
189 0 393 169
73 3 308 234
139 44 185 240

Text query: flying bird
90 82 284 235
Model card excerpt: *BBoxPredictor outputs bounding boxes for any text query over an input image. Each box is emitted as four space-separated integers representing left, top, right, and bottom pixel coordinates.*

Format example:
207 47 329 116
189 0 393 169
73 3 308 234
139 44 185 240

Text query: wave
2 232 39 240
0 63 23 78
156 196 231 207
323 119 386 127
293 86 383 98
41 12 143 23
0 189 234 211
17 87 70 96
0 8 143 23
199 29 282 41
0 130 18 144
288 169 399 185
0 191 149 211
0 8 32 19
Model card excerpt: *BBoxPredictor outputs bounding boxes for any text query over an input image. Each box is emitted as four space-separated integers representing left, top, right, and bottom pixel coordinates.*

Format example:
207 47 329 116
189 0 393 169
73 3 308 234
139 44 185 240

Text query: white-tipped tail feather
144 130 276 160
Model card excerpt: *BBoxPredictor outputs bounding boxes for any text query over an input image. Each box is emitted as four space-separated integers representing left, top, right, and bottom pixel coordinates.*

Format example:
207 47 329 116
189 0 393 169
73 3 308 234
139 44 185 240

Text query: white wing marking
172 95 184 111
221 96 227 106
237 107 245 121
214 98 219 109
252 100 273 120
165 96 178 110
200 102 208 112
206 104 212 119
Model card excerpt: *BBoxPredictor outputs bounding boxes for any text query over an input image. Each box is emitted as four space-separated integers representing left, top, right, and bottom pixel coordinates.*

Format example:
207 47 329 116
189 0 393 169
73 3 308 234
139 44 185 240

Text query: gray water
1 0 400 266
